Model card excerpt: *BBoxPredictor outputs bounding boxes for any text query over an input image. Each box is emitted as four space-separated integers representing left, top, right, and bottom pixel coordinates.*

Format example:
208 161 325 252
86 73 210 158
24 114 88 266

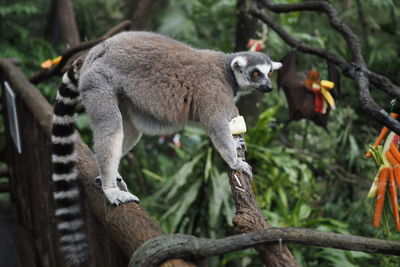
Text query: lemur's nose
258 84 273 93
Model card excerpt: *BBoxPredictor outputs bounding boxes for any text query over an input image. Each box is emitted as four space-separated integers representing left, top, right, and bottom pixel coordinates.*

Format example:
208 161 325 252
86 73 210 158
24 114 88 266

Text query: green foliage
156 0 236 51
73 0 125 39
137 127 235 239
1 0 400 265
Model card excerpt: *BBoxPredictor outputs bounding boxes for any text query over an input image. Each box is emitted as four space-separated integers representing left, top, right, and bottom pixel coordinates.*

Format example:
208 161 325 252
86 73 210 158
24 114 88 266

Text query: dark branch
260 0 364 64
129 227 400 266
29 20 132 84
250 0 400 134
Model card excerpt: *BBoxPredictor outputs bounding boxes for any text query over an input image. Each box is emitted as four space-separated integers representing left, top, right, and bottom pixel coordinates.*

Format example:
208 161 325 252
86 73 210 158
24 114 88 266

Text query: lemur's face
231 53 282 93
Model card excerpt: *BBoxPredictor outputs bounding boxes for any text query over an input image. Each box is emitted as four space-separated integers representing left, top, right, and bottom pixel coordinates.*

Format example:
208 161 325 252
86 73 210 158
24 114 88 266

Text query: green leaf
165 153 204 201
204 147 212 182
162 179 202 232
299 203 312 221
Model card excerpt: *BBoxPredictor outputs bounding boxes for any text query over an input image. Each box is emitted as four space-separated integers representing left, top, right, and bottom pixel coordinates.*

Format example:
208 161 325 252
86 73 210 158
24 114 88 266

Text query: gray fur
77 31 282 204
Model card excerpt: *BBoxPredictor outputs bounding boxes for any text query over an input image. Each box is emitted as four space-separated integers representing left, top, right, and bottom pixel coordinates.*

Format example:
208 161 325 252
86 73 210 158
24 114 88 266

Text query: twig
29 20 132 84
250 0 400 134
129 227 400 266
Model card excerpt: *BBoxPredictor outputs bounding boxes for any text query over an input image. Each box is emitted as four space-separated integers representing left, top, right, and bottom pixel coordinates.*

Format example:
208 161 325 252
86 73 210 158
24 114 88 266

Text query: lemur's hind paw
103 188 139 205
95 175 129 192
116 176 129 192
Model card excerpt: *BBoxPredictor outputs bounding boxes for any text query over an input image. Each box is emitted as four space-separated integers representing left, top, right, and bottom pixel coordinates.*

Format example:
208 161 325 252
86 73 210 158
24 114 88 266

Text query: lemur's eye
251 71 261 78
268 71 272 77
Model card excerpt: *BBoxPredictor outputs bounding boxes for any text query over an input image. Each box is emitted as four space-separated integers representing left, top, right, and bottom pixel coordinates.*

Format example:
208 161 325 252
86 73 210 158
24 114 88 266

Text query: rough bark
0 59 196 267
250 0 400 135
229 132 300 267
129 228 400 266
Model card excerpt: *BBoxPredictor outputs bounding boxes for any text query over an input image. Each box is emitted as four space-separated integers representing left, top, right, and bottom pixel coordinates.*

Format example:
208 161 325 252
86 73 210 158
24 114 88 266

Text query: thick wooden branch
130 227 400 266
29 20 132 84
227 128 299 266
0 59 196 267
250 0 400 134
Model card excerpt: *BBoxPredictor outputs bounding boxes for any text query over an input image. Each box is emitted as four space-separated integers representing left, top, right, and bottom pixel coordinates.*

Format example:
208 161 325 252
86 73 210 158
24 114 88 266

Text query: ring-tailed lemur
51 31 281 266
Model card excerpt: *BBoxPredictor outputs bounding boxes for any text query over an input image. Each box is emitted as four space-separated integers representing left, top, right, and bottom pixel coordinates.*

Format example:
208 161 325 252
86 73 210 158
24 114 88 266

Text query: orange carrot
390 143 400 163
385 149 400 166
366 113 399 158
373 167 389 228
394 166 400 190
388 168 400 231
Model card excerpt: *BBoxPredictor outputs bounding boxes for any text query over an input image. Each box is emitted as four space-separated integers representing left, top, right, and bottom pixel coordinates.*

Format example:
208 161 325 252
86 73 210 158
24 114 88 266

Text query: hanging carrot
385 149 399 166
373 167 390 228
366 113 400 158
394 166 400 189
388 168 400 231
389 143 400 163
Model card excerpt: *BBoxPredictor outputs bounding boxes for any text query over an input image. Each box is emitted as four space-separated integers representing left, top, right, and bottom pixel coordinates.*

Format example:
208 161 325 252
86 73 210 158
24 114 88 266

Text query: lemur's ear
231 56 247 73
272 61 283 70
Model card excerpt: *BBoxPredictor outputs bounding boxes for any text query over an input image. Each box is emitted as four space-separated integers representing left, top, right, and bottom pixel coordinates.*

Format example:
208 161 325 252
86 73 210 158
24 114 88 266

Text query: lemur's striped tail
52 63 88 266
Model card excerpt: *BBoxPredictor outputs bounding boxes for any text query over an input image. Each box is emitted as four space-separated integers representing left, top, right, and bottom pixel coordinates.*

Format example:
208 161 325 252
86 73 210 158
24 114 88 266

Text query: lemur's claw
234 137 247 151
231 159 252 181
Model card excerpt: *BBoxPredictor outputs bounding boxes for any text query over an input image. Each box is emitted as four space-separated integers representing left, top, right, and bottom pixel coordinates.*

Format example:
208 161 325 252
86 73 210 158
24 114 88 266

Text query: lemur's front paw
231 159 252 180
234 137 247 151
103 188 139 205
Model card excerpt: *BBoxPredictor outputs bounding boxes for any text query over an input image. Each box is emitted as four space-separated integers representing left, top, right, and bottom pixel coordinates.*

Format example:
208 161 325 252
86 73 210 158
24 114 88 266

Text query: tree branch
260 0 364 64
129 227 400 266
250 0 400 134
227 130 299 266
29 20 132 84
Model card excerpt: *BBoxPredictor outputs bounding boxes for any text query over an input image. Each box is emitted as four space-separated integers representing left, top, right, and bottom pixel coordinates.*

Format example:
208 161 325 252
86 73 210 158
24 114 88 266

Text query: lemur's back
79 31 231 124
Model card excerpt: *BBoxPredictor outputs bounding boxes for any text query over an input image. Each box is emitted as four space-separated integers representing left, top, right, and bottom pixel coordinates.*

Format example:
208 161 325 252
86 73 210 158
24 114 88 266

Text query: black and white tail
52 63 88 266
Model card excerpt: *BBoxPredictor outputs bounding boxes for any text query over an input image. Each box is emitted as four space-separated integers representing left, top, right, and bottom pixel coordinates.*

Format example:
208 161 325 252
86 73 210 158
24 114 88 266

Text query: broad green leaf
165 153 204 201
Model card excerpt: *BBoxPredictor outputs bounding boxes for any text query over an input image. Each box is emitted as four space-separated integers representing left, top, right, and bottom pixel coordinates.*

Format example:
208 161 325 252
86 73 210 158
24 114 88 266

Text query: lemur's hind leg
116 114 142 192
83 88 139 205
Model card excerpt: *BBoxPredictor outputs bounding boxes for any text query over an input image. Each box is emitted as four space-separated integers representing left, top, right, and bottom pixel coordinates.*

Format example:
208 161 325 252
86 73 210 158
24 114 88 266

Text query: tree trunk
235 0 257 52
46 0 80 47
235 0 265 119
130 0 160 30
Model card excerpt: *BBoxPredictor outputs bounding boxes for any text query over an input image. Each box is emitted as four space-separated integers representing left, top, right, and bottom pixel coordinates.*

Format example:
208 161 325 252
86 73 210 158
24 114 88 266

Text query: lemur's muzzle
258 84 273 93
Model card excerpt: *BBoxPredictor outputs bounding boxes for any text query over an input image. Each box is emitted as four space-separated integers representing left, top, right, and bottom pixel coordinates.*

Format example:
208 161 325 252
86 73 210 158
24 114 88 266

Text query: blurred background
0 0 399 266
